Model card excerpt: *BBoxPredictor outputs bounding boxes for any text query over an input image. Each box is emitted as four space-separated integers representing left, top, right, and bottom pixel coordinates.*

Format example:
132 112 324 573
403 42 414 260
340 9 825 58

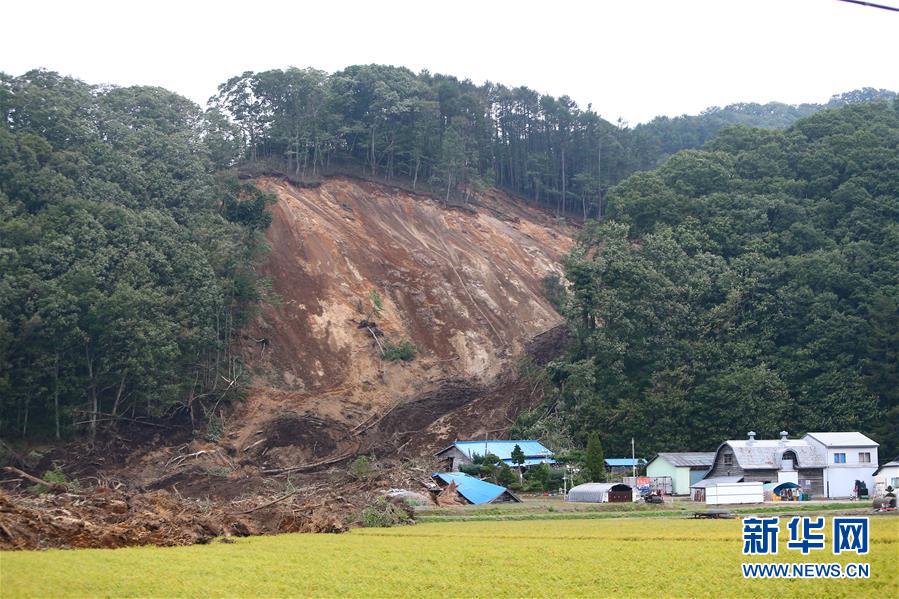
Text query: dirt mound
254 414 356 471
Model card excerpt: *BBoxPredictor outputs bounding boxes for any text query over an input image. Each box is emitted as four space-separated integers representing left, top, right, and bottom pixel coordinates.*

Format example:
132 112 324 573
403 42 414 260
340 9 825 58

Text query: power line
836 0 899 12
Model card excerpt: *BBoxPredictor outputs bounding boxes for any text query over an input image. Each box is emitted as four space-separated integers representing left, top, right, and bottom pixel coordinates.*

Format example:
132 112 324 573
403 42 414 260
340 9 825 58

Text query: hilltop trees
209 66 894 217
0 71 272 440
208 66 645 214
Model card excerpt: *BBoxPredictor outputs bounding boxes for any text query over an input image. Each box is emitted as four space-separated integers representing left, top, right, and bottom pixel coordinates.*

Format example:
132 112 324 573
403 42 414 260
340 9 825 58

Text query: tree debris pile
0 486 350 551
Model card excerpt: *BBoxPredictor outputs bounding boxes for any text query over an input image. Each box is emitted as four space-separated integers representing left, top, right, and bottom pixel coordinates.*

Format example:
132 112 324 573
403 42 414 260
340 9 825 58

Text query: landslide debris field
1 176 573 550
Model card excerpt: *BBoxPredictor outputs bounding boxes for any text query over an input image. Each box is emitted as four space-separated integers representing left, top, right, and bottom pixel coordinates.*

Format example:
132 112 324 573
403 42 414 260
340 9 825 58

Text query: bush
525 463 550 490
523 479 545 492
360 497 412 528
383 339 417 361
542 273 568 310
349 456 375 480
459 463 482 477
32 465 69 494
545 468 565 491
496 463 516 487
204 415 224 443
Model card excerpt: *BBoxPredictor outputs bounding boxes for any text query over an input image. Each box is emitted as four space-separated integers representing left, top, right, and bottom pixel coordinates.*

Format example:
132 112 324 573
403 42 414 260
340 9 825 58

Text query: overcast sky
3 0 897 124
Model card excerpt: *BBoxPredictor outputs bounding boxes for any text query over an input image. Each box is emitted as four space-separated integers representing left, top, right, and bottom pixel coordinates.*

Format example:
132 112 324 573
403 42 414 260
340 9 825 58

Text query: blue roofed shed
605 458 647 475
434 440 556 472
431 472 521 504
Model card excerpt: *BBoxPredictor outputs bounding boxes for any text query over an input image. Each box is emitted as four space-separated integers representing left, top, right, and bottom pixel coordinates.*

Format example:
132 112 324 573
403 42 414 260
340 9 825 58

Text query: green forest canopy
515 101 899 460
0 71 273 440
207 64 894 217
1 67 896 460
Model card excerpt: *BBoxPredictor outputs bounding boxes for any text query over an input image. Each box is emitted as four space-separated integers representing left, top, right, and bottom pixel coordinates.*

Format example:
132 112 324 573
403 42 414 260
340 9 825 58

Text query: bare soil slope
233 176 573 464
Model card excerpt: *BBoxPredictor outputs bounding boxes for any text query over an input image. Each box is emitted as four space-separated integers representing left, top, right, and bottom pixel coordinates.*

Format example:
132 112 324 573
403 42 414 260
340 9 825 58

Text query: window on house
723 454 733 466
858 452 871 463
834 453 846 464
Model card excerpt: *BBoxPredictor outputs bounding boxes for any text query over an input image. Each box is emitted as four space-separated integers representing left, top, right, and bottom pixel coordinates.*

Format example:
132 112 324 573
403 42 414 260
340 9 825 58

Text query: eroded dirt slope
234 176 573 462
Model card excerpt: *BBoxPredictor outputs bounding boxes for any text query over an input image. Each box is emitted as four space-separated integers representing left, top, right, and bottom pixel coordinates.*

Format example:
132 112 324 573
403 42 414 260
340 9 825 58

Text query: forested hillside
1 66 895 458
0 71 273 440
628 88 896 172
515 101 899 459
210 65 892 219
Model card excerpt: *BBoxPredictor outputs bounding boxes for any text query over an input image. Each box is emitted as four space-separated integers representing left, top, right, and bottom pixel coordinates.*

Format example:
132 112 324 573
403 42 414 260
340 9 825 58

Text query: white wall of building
874 465 899 496
806 440 879 498
706 482 764 505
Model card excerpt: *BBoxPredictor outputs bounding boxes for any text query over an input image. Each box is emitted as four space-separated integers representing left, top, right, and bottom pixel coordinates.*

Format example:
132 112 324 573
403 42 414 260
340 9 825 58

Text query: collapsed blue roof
432 472 512 505
605 458 647 467
440 440 555 462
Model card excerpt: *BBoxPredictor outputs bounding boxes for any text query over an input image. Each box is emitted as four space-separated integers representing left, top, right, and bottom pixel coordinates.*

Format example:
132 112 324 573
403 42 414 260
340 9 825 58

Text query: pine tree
585 432 606 482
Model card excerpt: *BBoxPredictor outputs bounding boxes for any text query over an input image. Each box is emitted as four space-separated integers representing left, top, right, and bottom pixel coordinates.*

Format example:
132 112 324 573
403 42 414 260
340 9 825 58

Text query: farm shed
703 481 764 505
604 458 646 476
431 472 520 505
434 440 556 472
689 476 742 502
646 452 715 495
567 483 633 503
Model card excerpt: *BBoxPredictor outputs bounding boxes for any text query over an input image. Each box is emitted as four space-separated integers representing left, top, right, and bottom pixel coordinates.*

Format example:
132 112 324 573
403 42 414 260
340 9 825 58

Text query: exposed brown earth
0 176 574 549
232 175 573 462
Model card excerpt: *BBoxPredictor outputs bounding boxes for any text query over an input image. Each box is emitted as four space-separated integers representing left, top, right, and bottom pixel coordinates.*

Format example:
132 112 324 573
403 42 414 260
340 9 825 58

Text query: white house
804 432 879 498
700 431 879 499
873 456 899 496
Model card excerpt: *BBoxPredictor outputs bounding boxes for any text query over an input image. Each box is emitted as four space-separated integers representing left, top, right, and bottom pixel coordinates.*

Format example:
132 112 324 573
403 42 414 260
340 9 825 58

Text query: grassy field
1 515 896 598
416 496 864 522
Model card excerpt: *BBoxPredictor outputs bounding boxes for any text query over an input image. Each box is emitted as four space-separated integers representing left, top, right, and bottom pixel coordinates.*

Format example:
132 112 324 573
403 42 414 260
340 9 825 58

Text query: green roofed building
646 452 715 495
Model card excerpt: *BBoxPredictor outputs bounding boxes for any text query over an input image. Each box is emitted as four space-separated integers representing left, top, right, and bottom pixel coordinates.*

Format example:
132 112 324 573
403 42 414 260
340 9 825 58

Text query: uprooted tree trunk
2 467 68 493
436 481 464 506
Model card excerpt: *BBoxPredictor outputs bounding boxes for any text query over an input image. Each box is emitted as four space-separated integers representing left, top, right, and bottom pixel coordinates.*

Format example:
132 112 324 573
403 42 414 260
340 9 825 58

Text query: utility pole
631 437 636 479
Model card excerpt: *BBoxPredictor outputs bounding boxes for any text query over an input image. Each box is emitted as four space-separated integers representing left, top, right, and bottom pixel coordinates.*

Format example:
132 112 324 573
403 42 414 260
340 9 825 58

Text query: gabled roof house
699 431 878 498
646 452 715 495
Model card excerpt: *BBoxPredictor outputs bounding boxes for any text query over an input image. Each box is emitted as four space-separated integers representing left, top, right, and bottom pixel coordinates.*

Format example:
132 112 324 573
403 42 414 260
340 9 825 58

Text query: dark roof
650 452 716 468
721 439 825 469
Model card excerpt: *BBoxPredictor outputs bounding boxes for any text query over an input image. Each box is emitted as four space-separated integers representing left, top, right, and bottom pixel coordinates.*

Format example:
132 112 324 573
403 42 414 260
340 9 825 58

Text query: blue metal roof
605 458 647 467
432 472 510 505
501 457 557 467
445 440 554 461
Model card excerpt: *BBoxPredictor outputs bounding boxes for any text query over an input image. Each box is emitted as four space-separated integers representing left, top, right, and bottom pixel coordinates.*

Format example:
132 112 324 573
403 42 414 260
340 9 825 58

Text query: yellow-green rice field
1 516 897 597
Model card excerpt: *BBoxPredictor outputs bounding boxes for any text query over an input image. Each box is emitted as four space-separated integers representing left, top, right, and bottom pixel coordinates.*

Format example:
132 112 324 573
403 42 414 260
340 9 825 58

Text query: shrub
32 465 69 494
349 456 375 480
459 463 481 477
496 463 516 487
204 415 224 443
383 339 417 361
542 273 567 310
360 497 412 528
